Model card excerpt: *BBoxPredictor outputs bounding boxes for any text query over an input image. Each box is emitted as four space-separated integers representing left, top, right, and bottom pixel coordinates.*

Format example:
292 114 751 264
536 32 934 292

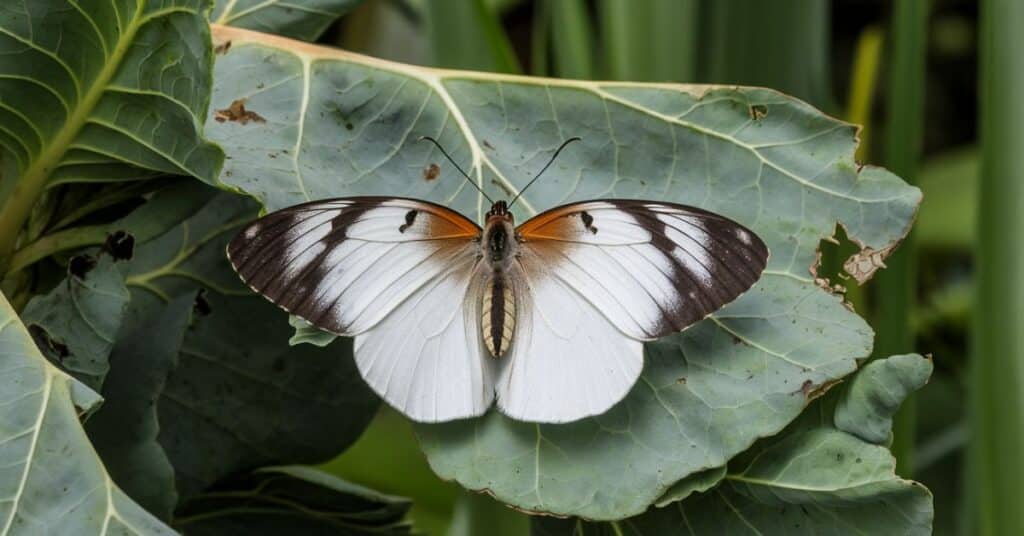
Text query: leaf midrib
0 6 164 267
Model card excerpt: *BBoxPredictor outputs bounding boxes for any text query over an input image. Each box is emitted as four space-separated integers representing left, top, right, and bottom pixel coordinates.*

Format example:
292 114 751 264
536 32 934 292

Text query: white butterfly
227 139 768 424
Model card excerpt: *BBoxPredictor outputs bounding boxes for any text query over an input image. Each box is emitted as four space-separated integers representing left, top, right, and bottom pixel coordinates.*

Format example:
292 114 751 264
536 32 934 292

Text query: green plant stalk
648 0 698 82
700 0 832 108
969 0 1024 533
529 0 550 76
6 224 110 274
598 0 662 81
874 0 927 477
425 0 521 73
846 25 884 163
549 0 595 79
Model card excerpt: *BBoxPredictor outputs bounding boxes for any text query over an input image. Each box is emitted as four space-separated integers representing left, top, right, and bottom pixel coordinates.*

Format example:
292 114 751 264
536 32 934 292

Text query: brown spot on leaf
797 378 843 400
423 163 441 181
676 377 687 384
749 104 768 120
214 40 232 55
214 98 266 125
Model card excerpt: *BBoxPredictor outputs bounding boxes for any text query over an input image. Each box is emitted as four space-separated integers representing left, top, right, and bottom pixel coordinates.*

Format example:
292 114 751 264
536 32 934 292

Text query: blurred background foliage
314 0 989 534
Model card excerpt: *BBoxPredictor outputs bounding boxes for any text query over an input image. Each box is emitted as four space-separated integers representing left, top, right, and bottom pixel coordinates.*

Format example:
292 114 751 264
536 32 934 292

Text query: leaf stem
7 224 109 274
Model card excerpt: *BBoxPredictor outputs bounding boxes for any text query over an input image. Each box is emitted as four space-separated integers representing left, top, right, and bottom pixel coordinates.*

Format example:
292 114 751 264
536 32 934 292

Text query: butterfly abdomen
481 276 515 358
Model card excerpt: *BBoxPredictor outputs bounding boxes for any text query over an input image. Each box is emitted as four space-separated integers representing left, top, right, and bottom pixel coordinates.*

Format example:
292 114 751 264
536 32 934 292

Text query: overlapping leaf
21 256 130 390
80 186 382 505
0 0 223 265
212 0 364 41
175 465 412 535
532 355 934 535
204 26 921 519
0 292 174 535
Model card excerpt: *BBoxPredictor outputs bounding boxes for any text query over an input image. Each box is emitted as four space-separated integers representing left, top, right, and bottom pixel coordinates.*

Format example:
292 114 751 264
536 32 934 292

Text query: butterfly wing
228 197 493 422
498 200 768 423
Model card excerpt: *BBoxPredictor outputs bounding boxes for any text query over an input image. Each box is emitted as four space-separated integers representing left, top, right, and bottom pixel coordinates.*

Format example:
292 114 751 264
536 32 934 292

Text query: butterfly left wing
496 200 768 423
228 197 494 422
228 197 481 336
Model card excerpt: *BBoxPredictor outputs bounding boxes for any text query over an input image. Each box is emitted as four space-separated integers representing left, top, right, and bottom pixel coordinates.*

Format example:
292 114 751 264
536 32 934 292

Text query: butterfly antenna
418 136 494 204
508 137 582 208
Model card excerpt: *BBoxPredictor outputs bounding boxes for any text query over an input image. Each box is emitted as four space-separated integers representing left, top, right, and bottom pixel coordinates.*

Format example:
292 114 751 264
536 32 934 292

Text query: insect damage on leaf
749 104 769 120
844 242 898 284
215 98 266 125
423 163 441 181
28 325 70 359
69 255 97 279
194 289 212 316
215 40 232 55
102 231 135 261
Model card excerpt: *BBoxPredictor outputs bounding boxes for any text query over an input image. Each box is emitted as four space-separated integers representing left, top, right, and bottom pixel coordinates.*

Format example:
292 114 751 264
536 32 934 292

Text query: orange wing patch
407 200 482 239
517 203 597 242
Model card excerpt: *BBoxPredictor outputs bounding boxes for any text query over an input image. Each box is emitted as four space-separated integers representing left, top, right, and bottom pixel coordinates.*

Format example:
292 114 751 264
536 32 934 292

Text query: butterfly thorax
481 202 518 357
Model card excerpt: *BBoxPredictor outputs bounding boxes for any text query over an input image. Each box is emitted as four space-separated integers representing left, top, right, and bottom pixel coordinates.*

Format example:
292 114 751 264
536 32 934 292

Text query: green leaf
533 355 934 535
8 179 217 274
212 0 364 41
109 187 382 501
0 292 174 534
835 354 933 445
86 293 196 521
418 278 870 519
289 314 338 347
175 465 412 534
653 466 726 507
0 0 224 266
205 29 921 519
21 255 130 390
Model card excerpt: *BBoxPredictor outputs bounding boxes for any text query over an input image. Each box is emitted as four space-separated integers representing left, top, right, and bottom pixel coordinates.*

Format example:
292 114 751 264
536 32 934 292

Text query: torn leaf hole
29 325 69 360
102 231 135 261
69 255 97 279
194 289 212 316
214 98 266 125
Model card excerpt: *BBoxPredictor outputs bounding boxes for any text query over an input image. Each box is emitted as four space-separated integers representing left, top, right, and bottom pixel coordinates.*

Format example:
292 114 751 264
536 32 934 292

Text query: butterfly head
485 200 513 223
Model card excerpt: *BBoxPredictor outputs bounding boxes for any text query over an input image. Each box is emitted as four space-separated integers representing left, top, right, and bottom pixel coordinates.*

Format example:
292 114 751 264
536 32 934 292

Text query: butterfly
227 137 769 424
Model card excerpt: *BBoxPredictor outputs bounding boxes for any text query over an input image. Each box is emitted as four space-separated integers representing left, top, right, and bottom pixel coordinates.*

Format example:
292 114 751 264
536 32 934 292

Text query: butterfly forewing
227 197 481 336
516 200 769 340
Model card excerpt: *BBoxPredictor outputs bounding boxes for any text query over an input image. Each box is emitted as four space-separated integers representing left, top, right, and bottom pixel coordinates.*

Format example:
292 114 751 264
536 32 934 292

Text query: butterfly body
229 195 768 424
477 200 520 358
